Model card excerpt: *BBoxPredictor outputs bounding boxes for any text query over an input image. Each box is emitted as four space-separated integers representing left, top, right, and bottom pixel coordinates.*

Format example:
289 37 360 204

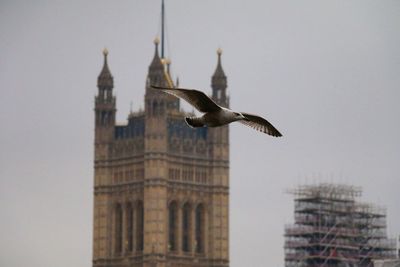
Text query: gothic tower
93 32 230 267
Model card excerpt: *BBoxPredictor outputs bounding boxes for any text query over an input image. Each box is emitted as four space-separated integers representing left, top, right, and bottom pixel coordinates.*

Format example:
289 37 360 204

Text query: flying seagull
151 85 282 137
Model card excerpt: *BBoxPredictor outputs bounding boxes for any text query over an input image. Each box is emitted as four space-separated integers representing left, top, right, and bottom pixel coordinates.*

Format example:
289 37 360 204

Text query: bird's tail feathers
185 117 204 128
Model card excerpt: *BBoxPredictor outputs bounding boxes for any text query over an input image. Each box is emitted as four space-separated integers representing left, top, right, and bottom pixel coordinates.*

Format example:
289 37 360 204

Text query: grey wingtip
272 131 283 137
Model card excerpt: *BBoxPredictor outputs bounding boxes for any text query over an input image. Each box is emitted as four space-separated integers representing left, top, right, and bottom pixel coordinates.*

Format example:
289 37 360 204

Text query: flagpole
161 0 165 59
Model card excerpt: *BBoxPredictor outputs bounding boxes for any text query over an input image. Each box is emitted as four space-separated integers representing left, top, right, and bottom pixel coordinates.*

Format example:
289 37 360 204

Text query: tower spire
98 48 113 89
211 48 228 107
161 0 165 59
95 48 116 143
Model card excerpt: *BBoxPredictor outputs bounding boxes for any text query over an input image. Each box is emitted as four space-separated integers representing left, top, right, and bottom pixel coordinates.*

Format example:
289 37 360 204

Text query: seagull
151 85 282 137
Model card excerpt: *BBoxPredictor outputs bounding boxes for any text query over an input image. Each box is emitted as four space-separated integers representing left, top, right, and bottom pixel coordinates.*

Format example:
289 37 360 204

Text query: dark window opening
182 203 191 252
136 201 144 251
115 203 123 254
127 203 134 252
169 202 177 251
195 204 205 253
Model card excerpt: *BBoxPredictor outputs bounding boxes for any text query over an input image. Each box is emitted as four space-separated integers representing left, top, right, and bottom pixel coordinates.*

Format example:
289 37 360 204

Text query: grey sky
0 1 399 266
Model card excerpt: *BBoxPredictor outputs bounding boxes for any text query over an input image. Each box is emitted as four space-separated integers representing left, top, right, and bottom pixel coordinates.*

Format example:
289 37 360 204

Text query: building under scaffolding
285 183 397 267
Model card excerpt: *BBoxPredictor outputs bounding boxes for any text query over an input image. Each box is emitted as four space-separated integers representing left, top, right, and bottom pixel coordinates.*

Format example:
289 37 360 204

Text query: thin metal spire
161 0 165 59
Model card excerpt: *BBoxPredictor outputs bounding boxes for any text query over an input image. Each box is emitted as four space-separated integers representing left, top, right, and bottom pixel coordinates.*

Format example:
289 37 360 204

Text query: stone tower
92 41 230 267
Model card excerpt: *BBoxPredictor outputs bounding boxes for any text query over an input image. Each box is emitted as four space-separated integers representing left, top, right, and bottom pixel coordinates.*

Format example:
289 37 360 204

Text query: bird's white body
200 107 244 127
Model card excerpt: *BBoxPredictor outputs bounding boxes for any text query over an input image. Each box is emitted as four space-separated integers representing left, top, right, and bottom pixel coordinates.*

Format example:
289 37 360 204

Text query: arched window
115 203 123 254
168 201 178 251
126 203 134 252
195 204 205 253
136 201 144 251
182 203 191 252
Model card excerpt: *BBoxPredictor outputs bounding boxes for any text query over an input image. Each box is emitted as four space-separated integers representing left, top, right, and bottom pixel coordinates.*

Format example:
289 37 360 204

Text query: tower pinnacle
149 38 163 72
94 48 116 143
98 48 113 89
212 48 228 107
213 48 226 78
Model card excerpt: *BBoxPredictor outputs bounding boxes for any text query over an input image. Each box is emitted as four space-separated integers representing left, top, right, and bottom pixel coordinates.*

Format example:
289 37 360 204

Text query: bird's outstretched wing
239 112 282 137
151 85 221 113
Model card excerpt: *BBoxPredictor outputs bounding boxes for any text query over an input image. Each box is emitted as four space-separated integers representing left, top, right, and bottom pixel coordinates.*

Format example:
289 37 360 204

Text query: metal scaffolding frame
285 184 397 267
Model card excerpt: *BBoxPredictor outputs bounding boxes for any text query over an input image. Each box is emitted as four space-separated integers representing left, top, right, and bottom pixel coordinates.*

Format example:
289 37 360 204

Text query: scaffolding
285 183 397 267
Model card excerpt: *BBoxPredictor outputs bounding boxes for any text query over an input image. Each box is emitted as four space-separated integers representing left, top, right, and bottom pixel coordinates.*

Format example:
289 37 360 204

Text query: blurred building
284 183 397 267
373 259 400 267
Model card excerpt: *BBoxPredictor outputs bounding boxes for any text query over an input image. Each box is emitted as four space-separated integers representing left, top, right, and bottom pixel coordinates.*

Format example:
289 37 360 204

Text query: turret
209 48 229 152
142 38 172 258
94 49 116 147
208 49 230 265
211 48 229 108
146 38 165 88
145 38 179 116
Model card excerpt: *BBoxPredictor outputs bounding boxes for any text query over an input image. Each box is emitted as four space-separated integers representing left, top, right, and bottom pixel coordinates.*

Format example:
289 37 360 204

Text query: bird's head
234 112 246 120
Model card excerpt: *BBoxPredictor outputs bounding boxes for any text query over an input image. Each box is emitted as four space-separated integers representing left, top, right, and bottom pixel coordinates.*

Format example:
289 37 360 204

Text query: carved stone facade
93 43 230 267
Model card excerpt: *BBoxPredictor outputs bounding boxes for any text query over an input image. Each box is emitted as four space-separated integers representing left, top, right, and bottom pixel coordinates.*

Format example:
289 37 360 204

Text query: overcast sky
0 1 399 267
